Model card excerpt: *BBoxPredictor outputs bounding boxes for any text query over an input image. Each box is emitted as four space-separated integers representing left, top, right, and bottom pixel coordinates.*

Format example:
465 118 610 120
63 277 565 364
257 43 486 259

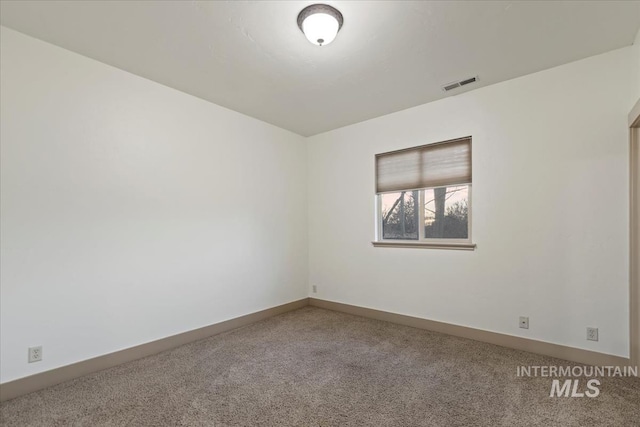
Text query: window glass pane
381 191 419 240
424 185 469 239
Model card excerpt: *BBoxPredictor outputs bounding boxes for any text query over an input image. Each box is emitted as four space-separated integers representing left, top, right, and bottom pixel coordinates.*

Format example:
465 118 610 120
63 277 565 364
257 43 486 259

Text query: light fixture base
297 4 344 31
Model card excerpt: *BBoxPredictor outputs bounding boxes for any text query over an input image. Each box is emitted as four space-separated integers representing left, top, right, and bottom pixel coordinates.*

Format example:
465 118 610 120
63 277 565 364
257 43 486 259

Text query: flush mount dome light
297 4 343 46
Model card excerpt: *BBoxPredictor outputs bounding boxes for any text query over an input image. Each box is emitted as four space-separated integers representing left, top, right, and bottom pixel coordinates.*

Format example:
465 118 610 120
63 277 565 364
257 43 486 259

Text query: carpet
1 306 639 426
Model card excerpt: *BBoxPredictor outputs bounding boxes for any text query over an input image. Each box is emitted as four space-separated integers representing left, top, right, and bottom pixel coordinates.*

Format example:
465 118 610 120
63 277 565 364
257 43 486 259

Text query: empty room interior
1 0 640 425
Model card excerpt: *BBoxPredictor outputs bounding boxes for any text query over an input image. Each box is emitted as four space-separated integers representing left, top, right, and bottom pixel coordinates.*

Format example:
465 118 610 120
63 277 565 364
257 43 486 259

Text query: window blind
375 137 471 194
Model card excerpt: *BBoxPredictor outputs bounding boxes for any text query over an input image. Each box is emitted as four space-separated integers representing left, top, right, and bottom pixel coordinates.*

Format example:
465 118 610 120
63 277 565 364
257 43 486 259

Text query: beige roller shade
376 137 471 193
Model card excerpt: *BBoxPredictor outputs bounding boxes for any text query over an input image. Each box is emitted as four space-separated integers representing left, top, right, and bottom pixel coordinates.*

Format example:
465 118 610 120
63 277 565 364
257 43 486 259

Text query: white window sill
372 241 476 250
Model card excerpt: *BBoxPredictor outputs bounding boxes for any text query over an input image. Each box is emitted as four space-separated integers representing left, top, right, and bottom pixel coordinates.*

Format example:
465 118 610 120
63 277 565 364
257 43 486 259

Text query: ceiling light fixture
297 4 343 47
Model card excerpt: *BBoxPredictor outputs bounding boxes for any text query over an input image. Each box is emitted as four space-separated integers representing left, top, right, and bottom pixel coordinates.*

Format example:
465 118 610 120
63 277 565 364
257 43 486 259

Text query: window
374 137 475 249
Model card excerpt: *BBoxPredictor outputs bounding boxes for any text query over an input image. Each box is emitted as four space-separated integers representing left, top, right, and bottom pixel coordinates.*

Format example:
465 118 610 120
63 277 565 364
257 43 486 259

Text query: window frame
372 136 476 250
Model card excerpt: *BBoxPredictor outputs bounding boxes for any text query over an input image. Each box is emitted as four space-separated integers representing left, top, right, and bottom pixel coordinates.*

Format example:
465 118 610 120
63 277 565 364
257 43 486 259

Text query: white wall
0 27 308 383
308 46 636 357
2 24 637 385
632 28 640 108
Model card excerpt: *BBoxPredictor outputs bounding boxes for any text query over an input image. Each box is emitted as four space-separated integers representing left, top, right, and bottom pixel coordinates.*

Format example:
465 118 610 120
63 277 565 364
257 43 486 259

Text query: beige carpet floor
1 306 639 426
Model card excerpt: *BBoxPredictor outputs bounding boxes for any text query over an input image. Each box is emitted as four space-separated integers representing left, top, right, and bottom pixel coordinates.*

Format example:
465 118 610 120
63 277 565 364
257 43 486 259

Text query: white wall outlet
519 316 529 329
28 346 43 363
312 285 317 293
587 327 599 341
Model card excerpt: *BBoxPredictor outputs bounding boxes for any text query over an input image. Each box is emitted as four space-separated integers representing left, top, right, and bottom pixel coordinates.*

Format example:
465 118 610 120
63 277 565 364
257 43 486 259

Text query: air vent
459 77 477 86
443 82 460 91
442 76 478 92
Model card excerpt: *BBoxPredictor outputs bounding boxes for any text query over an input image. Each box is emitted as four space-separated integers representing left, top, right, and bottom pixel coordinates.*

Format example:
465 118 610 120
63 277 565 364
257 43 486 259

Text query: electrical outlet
28 346 43 363
519 316 529 329
587 327 599 342
312 285 317 293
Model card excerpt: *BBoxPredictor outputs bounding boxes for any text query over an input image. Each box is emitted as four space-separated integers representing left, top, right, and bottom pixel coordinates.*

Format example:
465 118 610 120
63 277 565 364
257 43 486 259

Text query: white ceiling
1 1 639 136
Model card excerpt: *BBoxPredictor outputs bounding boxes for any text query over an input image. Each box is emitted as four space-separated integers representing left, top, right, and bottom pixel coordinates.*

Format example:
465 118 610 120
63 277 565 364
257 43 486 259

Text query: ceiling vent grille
442 76 478 92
